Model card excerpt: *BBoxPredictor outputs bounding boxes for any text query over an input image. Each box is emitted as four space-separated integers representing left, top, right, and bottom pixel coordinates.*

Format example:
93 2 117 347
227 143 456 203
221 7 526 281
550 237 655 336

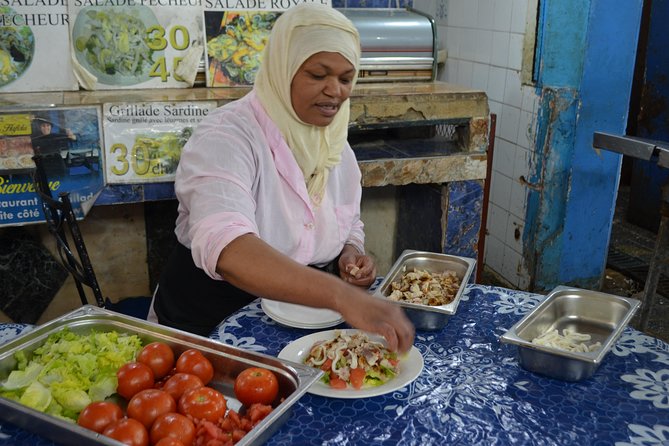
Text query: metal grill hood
337 8 438 82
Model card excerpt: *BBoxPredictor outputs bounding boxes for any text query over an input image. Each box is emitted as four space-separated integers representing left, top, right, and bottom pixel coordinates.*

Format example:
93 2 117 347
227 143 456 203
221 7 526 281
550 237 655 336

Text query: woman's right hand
337 288 415 353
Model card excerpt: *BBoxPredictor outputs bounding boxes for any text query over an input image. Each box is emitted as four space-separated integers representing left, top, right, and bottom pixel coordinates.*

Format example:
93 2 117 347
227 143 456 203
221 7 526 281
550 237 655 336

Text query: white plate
261 299 344 329
278 329 423 399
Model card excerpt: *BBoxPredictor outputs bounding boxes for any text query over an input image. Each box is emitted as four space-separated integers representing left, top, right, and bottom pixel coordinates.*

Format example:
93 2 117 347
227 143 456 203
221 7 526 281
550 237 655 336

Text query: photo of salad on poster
0 4 78 93
203 1 331 87
0 106 105 227
103 101 217 184
68 4 203 90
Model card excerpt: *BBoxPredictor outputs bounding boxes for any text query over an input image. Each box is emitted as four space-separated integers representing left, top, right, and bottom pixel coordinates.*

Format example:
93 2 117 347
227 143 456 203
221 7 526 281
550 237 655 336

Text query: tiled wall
414 0 539 289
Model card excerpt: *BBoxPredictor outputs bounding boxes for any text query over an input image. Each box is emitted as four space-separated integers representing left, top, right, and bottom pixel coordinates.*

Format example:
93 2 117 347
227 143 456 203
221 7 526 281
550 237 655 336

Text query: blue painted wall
525 0 642 290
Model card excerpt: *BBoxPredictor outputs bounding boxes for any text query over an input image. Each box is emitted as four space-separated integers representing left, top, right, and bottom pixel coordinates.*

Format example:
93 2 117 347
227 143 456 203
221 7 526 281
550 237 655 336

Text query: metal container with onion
499 286 640 381
373 250 476 330
0 306 321 446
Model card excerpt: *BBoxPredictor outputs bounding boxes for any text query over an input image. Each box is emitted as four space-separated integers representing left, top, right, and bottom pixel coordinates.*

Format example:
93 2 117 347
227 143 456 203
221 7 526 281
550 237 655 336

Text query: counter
1 284 667 445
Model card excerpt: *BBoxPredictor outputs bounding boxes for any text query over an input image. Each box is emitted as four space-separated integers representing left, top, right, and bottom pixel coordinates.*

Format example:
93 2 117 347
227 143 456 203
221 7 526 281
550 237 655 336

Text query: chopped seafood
388 268 461 306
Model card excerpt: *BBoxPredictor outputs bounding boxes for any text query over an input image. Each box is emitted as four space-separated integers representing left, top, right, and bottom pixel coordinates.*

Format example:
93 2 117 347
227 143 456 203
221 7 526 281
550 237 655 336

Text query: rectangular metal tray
374 250 476 330
499 286 640 381
0 305 321 446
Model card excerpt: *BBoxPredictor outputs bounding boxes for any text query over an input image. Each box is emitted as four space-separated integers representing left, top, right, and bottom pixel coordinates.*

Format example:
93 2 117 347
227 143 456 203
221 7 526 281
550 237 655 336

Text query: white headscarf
254 3 360 206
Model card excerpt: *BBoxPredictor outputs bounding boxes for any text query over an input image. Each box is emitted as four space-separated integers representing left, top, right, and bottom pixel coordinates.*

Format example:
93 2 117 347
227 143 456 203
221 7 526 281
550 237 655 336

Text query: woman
152 4 414 352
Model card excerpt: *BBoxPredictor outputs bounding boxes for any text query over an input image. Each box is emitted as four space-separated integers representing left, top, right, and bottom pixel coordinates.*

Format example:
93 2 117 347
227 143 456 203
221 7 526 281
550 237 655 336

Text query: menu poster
0 4 79 93
203 0 331 87
102 101 217 184
68 4 204 90
0 106 105 227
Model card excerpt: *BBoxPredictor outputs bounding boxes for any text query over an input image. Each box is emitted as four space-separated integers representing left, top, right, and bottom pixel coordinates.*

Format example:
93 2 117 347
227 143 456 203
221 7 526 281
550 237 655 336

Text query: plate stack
261 299 344 329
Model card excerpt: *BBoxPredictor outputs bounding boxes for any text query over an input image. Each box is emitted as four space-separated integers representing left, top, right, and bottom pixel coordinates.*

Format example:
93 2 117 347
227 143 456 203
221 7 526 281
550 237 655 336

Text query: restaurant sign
102 101 217 184
0 106 105 227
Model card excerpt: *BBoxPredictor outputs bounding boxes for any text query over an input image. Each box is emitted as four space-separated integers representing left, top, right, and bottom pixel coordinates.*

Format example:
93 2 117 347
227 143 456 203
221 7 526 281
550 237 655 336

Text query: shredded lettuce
0 328 142 421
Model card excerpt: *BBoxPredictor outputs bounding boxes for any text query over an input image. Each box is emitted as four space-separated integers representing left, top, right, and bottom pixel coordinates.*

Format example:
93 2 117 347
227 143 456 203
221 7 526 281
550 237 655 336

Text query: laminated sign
103 101 217 184
68 3 204 90
0 106 105 226
0 3 78 93
203 0 330 87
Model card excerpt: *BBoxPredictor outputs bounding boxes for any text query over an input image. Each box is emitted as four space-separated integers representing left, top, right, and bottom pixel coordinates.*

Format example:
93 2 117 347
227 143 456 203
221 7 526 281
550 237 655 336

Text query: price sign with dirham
68 3 204 90
102 101 217 184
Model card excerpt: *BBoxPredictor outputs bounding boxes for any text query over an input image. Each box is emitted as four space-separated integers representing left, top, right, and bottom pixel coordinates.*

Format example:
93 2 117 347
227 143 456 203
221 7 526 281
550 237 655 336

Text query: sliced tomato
349 368 366 389
329 377 347 389
320 358 333 372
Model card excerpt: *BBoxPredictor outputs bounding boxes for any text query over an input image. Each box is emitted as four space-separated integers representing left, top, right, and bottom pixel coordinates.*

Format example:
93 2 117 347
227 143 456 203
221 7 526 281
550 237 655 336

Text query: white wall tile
472 63 490 91
504 69 522 108
505 216 525 254
509 179 528 220
517 109 535 150
489 170 513 210
448 0 465 27
513 146 532 179
493 0 513 32
456 60 474 87
444 59 458 83
499 104 521 144
488 100 503 121
521 85 539 113
445 27 460 60
460 28 479 61
491 31 510 68
492 137 515 178
477 0 495 29
507 33 524 71
483 232 505 274
486 202 509 244
473 30 493 64
461 0 479 28
511 0 529 34
501 245 522 287
487 66 507 102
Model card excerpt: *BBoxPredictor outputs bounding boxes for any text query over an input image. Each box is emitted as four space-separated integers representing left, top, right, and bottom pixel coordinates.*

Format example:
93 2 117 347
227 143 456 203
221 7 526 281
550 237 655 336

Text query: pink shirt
174 91 366 280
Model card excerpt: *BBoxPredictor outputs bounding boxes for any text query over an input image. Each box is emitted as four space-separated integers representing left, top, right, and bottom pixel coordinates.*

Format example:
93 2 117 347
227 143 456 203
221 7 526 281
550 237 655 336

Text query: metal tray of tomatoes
0 305 322 446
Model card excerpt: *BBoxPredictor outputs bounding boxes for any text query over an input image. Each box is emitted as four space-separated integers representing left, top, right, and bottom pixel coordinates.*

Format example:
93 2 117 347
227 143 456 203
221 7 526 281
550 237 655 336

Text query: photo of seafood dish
0 136 34 172
72 6 162 86
205 11 280 87
0 7 35 88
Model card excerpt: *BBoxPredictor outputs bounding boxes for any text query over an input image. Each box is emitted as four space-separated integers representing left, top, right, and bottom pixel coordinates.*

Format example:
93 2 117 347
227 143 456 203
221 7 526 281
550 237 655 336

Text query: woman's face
290 52 355 127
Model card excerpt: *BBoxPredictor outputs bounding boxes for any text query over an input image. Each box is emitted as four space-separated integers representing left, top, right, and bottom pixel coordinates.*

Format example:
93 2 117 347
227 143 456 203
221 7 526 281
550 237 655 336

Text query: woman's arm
216 234 414 352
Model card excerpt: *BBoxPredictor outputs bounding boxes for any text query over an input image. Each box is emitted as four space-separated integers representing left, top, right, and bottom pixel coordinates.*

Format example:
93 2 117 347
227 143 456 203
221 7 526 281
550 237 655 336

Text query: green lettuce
0 328 142 421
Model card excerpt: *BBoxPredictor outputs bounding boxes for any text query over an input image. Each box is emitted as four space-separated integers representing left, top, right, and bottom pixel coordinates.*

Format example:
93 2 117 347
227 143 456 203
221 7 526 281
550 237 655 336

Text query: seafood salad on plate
304 330 400 390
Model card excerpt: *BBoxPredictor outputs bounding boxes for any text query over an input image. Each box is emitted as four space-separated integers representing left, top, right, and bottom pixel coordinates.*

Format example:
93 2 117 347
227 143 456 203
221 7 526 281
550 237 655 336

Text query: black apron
153 242 339 336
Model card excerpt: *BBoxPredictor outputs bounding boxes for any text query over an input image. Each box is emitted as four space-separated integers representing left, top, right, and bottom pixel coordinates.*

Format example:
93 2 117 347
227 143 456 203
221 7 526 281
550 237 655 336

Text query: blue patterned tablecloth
1 285 668 445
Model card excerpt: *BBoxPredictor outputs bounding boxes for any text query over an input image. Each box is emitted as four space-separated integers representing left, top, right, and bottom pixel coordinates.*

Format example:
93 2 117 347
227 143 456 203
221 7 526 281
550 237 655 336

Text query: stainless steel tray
374 250 476 330
499 286 640 381
0 306 321 446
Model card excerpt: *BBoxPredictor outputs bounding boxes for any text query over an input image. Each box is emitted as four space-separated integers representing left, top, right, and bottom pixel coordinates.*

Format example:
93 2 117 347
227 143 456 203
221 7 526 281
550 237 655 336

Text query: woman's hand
337 290 415 353
338 244 377 287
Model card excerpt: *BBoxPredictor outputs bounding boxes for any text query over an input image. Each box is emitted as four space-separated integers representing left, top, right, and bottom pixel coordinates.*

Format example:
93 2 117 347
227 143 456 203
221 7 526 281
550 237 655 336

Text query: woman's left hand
338 245 376 287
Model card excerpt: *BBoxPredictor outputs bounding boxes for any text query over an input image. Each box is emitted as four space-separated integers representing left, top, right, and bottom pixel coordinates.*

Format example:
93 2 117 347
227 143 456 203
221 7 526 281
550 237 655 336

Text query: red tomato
126 388 176 430
150 412 195 446
178 386 227 422
175 349 214 385
77 401 124 433
162 372 204 402
154 438 185 446
137 342 175 380
349 368 366 389
329 377 347 389
233 367 279 406
246 403 273 424
103 417 149 446
117 362 155 400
